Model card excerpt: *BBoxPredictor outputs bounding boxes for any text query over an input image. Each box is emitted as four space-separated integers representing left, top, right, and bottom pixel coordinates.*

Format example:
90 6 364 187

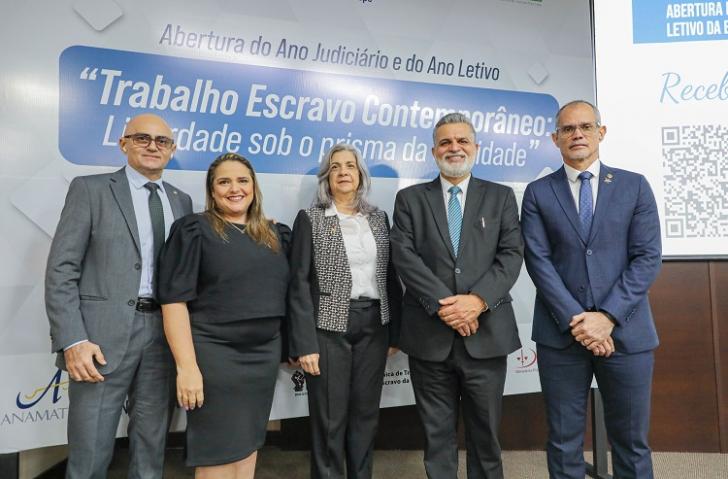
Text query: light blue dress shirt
125 166 175 298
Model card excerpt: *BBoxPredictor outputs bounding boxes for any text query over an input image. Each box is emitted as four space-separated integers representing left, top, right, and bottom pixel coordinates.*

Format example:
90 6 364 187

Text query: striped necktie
448 185 463 256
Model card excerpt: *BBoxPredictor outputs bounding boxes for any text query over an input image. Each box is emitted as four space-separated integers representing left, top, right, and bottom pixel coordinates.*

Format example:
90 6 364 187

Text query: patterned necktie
144 182 165 270
448 185 463 256
578 171 594 238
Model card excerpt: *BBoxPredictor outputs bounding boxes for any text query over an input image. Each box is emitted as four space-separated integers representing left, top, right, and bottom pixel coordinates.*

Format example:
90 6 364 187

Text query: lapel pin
481 217 486 229
604 173 613 184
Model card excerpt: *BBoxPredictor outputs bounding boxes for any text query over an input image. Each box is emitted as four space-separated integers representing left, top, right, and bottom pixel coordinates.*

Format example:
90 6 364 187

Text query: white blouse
325 204 379 299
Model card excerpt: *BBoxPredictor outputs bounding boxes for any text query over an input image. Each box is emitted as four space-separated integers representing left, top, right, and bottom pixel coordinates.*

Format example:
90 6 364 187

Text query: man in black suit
391 113 523 479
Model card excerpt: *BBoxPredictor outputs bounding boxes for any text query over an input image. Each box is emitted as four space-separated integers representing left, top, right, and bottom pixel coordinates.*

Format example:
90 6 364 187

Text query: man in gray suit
391 113 523 479
45 113 192 478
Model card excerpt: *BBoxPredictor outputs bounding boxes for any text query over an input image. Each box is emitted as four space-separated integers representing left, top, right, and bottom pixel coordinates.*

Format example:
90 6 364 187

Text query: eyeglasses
123 133 175 149
555 122 600 138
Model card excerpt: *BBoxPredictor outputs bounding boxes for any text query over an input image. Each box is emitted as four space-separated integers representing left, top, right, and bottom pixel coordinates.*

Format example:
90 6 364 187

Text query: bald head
119 114 176 180
124 113 173 136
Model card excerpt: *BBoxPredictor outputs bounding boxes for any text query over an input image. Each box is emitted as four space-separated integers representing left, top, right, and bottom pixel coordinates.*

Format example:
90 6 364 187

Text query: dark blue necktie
578 171 593 238
448 185 463 256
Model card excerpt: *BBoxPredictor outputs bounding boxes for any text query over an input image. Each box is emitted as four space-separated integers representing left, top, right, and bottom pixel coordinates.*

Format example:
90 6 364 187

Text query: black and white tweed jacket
305 206 392 332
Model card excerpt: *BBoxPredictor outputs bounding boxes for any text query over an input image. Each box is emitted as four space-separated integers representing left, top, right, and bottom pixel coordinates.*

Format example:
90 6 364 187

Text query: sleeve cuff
63 339 89 351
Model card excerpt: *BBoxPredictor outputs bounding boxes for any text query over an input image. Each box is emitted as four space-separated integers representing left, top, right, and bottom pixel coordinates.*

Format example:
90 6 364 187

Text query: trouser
409 336 507 479
306 300 389 479
538 342 655 479
66 310 173 479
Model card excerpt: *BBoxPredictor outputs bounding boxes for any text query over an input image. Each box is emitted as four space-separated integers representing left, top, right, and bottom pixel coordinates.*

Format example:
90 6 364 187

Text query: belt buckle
136 297 158 312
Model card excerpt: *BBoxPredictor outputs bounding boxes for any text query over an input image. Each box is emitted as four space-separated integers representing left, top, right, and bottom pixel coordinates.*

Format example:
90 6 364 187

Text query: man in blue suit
521 100 662 479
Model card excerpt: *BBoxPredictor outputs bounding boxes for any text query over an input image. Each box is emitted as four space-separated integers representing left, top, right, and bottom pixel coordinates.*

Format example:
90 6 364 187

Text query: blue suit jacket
521 164 662 354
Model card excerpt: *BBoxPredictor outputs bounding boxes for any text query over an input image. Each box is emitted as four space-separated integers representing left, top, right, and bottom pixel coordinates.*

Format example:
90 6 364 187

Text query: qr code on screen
661 125 728 238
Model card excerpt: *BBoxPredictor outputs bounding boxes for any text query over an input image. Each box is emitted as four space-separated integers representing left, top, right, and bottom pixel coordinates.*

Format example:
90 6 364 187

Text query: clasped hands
570 311 616 357
438 294 485 337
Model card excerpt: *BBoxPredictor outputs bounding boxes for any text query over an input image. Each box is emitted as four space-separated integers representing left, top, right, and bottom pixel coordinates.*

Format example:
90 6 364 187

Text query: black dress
158 213 290 467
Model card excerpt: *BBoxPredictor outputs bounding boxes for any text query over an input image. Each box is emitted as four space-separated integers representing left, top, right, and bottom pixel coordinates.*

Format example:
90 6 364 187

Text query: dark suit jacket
45 167 193 373
390 176 523 362
521 164 662 353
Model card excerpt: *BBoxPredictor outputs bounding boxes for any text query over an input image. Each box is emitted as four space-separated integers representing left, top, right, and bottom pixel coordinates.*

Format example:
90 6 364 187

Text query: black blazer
390 176 523 362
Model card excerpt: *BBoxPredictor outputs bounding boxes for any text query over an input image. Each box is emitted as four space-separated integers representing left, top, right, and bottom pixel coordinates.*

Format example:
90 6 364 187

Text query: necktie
578 171 594 238
448 185 463 256
144 182 165 276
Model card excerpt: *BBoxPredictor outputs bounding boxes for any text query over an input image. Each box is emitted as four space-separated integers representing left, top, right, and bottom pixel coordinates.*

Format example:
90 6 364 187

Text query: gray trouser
66 310 173 479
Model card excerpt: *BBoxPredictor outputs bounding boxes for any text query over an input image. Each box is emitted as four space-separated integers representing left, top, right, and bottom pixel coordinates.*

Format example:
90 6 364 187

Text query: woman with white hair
288 143 401 479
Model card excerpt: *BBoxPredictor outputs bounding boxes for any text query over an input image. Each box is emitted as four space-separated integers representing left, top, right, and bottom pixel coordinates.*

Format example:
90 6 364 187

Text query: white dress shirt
440 174 472 219
563 161 600 213
325 204 379 299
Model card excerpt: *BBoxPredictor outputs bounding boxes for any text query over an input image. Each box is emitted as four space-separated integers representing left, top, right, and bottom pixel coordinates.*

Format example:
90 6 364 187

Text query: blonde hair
204 153 280 252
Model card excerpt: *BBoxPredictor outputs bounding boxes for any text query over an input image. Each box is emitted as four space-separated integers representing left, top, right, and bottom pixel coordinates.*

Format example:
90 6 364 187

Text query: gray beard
435 156 475 178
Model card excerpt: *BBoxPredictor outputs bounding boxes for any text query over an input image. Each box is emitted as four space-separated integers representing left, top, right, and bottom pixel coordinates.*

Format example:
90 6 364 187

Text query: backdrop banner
595 0 728 257
0 0 593 452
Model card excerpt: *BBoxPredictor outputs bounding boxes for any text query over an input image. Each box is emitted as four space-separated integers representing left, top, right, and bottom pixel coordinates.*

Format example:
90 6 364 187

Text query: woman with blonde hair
159 153 290 478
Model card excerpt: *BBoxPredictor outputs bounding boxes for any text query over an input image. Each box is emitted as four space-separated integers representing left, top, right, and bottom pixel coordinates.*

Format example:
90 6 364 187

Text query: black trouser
409 336 507 479
306 300 389 479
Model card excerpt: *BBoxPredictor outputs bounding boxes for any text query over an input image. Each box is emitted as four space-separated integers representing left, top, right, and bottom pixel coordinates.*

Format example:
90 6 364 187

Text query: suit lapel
458 177 485 254
163 181 185 219
424 177 456 260
109 167 141 255
588 164 616 243
549 167 586 244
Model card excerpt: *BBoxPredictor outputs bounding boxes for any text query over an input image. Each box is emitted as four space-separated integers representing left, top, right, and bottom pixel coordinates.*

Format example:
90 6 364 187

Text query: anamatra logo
16 368 67 409
1 369 69 427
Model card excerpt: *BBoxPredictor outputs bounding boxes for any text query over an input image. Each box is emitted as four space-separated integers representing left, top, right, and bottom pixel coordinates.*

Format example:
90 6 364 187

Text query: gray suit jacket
45 167 192 373
390 176 523 362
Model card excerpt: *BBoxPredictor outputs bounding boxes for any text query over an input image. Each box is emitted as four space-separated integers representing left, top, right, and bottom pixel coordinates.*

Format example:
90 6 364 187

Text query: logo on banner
1 369 69 427
512 347 538 373
291 370 306 392
16 368 66 409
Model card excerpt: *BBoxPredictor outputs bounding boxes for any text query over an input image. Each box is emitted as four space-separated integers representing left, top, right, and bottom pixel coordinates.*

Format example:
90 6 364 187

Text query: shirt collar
440 173 471 197
125 165 166 194
324 203 364 218
564 160 601 184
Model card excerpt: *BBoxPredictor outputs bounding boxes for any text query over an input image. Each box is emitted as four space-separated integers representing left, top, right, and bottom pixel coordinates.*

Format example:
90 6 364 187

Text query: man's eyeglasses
123 133 175 149
555 122 600 138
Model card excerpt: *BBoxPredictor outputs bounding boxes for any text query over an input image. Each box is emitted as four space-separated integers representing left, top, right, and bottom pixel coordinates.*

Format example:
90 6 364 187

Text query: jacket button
128 299 135 307
455 268 461 274
134 263 141 270
579 286 585 292
586 249 593 256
